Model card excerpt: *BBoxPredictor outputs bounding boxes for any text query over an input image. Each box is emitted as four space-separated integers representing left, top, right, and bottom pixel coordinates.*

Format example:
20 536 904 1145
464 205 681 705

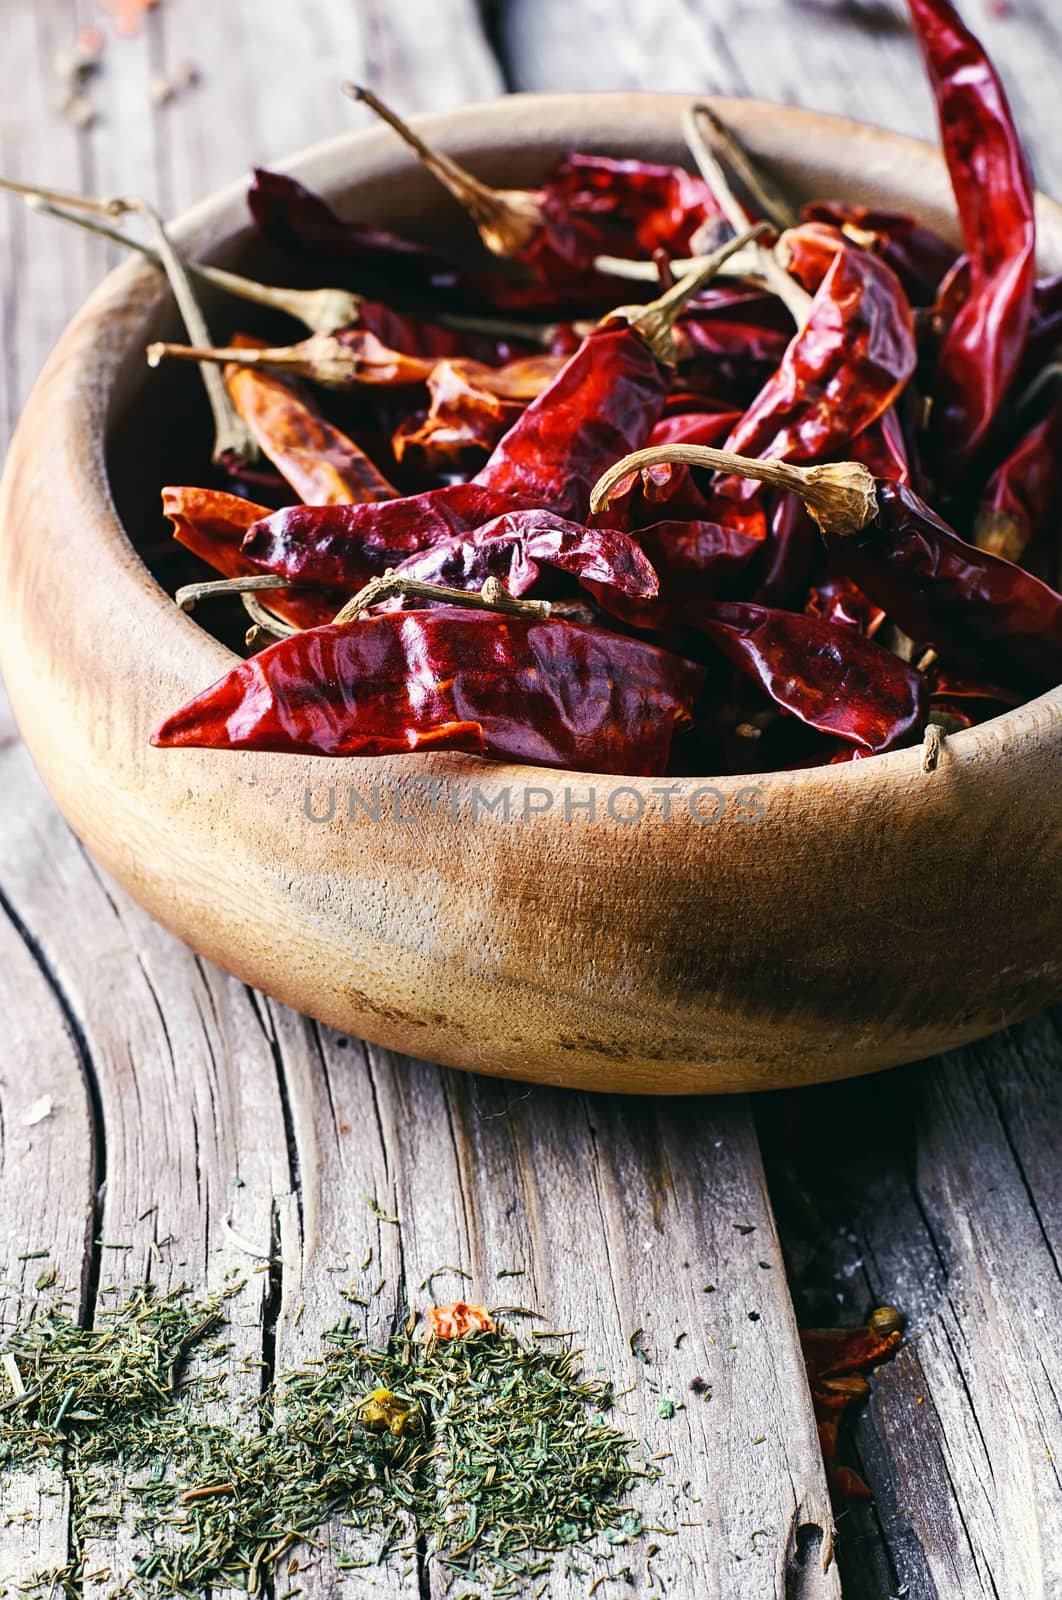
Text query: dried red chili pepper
1020 273 1062 383
801 1308 902 1385
248 165 618 319
151 607 704 775
470 231 761 520
697 602 926 753
907 0 1036 478
723 223 916 475
391 354 568 471
973 397 1062 564
801 1306 902 1497
468 328 662 517
594 445 1062 693
162 486 339 629
242 484 536 591
588 517 762 632
756 411 908 616
647 407 743 451
379 510 659 605
350 88 721 292
928 665 1021 730
805 568 885 637
248 168 456 288
543 152 720 259
674 287 792 403
821 480 1062 691
749 494 819 610
223 337 397 507
802 200 959 306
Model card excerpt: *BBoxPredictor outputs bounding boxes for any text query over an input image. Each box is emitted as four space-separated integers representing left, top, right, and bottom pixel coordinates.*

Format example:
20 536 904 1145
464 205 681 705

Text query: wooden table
1 2 1060 1596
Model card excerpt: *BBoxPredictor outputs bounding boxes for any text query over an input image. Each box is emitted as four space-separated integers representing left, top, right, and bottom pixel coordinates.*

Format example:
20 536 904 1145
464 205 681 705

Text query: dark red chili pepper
723 223 916 474
907 0 1036 478
805 567 886 638
749 494 820 610
973 396 1062 564
928 665 1022 729
543 152 721 259
355 300 536 368
588 518 762 632
850 408 911 485
242 483 534 591
151 607 704 775
471 324 668 518
248 165 620 319
594 444 1062 695
647 408 743 451
697 601 926 753
248 168 457 285
674 288 793 403
380 510 659 604
823 478 1062 691
162 486 339 629
1020 273 1062 383
472 244 757 519
350 89 720 294
802 200 959 306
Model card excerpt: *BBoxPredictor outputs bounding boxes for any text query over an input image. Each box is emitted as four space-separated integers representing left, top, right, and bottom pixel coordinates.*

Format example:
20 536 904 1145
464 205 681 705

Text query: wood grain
2 1 1062 1596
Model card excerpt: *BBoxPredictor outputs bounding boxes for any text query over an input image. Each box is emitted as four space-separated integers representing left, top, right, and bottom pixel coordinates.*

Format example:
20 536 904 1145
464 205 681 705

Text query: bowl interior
103 93 1062 764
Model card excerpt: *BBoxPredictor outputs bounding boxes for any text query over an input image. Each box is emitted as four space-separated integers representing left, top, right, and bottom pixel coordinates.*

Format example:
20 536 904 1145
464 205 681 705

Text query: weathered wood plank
0 700 95 1598
499 0 1062 198
365 1062 840 1598
265 1014 422 1596
759 1013 1062 1600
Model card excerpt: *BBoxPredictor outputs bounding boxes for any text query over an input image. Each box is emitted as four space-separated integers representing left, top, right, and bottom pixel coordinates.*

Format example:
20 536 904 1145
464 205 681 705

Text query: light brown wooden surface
1 3 1060 1598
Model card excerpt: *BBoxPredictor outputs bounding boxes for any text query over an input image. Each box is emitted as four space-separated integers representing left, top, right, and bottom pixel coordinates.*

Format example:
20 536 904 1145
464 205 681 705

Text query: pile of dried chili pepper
37 0 1052 776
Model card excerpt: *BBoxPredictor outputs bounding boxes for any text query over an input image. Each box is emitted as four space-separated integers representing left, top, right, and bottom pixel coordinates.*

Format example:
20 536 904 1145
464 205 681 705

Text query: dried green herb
2 1286 652 1596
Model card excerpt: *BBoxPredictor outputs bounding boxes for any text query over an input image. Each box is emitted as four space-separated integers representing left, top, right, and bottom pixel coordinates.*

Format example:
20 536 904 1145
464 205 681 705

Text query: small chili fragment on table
427 1303 496 1340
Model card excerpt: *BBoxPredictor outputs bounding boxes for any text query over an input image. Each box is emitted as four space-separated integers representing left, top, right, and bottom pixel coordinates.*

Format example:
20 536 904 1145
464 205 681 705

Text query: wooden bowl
2 94 1060 1094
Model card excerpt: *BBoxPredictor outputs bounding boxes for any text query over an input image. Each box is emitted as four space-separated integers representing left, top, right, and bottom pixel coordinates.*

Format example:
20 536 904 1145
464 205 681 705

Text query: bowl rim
10 88 1062 797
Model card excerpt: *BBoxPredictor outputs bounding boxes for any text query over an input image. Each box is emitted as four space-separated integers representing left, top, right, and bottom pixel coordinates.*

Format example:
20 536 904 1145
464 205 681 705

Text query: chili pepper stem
0 173 126 217
25 197 361 335
242 592 299 643
175 574 290 613
592 250 761 284
682 104 812 328
685 102 797 233
344 84 543 257
590 442 879 535
147 334 358 389
332 572 553 626
613 223 770 365
116 195 257 466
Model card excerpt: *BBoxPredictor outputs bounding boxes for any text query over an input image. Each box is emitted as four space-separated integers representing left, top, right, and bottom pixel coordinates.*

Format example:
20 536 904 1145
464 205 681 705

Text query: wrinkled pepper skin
907 0 1036 479
827 481 1062 692
151 607 704 775
162 486 340 629
242 484 535 591
473 325 669 520
383 509 659 604
724 224 917 472
698 601 927 753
